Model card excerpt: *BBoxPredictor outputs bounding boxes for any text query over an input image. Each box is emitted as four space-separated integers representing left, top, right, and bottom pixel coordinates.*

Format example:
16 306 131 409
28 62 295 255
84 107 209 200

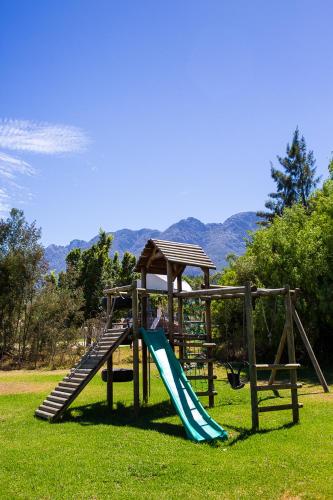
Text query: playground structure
35 239 329 440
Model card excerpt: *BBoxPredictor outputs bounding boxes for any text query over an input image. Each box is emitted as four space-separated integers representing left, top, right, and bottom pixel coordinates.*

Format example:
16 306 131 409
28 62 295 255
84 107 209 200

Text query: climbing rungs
256 382 302 391
187 375 217 380
180 358 214 364
35 327 130 421
255 363 300 370
258 403 303 413
196 390 218 397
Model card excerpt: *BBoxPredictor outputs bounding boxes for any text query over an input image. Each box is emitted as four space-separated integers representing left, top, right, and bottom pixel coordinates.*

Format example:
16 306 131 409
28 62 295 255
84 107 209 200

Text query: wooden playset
35 239 329 440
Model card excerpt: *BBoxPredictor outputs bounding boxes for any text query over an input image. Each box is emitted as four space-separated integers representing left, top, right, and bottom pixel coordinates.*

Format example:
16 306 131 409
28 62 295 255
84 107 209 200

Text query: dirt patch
0 382 56 395
279 493 302 500
0 369 67 378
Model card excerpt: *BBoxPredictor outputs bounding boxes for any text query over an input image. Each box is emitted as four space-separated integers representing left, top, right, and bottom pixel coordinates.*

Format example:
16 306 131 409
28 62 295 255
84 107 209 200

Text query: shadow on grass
224 421 296 446
60 400 186 440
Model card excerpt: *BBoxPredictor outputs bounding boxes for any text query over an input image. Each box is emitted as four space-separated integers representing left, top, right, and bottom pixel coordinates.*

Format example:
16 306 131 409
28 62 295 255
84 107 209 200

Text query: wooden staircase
35 326 129 421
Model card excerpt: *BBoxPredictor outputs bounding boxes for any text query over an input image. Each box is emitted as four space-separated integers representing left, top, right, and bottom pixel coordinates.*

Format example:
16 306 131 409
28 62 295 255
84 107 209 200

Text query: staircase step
35 409 55 420
63 376 85 383
39 404 59 414
51 390 71 399
48 395 68 403
258 403 303 413
43 399 63 409
55 385 76 394
59 381 81 389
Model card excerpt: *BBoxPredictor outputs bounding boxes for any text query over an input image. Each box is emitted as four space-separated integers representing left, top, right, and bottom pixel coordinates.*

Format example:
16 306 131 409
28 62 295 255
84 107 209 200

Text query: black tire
101 368 134 383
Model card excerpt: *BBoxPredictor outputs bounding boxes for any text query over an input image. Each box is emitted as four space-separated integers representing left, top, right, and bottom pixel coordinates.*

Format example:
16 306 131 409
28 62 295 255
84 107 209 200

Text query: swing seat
223 361 247 390
227 372 245 390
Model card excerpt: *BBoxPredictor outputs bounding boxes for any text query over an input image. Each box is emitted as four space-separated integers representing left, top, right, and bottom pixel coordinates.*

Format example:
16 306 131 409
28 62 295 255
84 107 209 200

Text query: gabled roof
135 239 216 276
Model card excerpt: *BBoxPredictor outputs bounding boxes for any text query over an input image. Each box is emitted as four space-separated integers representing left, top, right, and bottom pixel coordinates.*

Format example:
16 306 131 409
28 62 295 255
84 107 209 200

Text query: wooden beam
106 295 112 330
177 274 184 360
245 282 259 430
107 355 113 409
174 286 248 298
132 280 140 415
167 261 174 349
141 267 148 403
204 269 214 408
292 306 329 393
267 322 288 390
285 285 300 424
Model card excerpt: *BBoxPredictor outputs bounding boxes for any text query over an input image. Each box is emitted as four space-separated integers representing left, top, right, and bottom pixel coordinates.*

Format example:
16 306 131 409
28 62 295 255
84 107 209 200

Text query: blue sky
1 1 333 245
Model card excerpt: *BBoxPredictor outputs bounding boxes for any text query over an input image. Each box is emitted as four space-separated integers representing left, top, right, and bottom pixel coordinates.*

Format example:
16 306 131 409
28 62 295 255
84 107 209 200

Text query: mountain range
45 212 259 274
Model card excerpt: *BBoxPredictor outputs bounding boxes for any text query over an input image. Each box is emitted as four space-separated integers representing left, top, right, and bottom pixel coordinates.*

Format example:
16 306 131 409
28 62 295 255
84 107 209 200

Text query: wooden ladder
245 283 302 430
254 363 303 419
35 326 129 421
174 334 217 403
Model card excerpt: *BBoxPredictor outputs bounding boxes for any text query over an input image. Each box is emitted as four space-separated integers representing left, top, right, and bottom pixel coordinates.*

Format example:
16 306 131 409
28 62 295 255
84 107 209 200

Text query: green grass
0 366 332 500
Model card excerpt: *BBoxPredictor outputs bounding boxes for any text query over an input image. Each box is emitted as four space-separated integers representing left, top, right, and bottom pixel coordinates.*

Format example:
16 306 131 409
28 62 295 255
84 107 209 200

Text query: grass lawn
0 359 332 500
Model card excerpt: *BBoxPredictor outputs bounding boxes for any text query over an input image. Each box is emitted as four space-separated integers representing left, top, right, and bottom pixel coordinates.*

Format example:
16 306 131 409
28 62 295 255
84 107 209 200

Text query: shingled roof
135 239 216 276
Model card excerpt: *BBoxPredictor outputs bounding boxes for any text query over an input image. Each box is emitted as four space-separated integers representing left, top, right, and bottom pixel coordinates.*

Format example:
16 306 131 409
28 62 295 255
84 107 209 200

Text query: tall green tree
0 209 45 358
64 230 113 319
258 128 320 224
219 164 333 361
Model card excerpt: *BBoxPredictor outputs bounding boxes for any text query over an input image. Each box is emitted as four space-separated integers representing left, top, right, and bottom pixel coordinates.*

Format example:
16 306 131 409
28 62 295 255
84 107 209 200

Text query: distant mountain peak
45 212 259 274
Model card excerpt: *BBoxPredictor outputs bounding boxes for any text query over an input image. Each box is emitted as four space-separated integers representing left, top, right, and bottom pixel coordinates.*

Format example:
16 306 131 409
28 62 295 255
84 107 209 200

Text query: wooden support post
268 322 288 389
132 280 140 415
106 295 112 329
141 267 148 403
245 281 259 430
204 269 214 408
107 355 113 409
285 285 299 424
177 274 184 360
167 261 174 349
292 306 329 393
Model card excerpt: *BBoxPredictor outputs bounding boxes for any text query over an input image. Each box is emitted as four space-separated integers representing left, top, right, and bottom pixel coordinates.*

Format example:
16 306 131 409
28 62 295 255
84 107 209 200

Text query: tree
0 209 46 359
63 230 113 320
219 164 333 362
258 128 320 224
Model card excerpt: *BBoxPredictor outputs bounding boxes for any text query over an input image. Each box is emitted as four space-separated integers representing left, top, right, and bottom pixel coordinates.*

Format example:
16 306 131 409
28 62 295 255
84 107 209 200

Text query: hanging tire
101 368 134 383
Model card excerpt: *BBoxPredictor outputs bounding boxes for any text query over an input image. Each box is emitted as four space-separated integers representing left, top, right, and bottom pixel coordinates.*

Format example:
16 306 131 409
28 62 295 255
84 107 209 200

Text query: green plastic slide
140 328 228 442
